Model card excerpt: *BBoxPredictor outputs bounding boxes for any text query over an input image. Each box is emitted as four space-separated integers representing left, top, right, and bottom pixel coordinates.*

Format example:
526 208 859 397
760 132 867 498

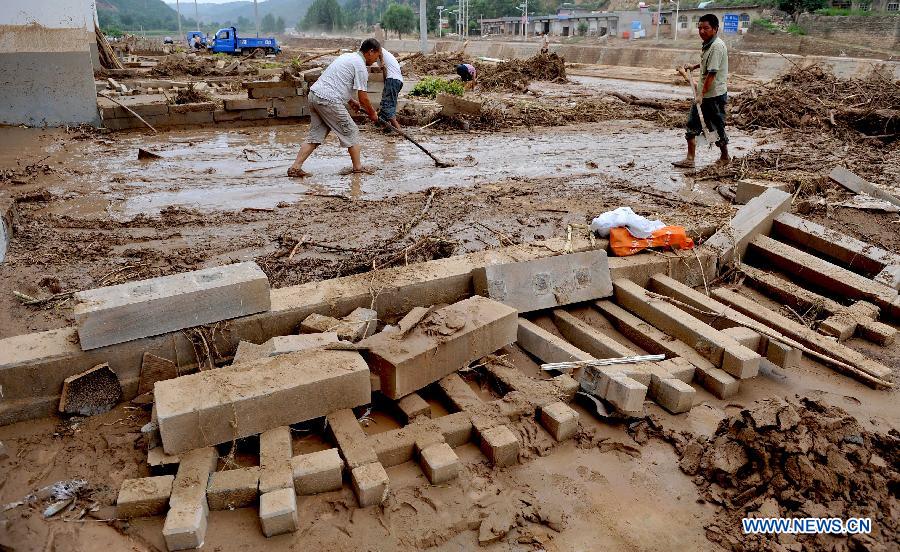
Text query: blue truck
210 27 281 55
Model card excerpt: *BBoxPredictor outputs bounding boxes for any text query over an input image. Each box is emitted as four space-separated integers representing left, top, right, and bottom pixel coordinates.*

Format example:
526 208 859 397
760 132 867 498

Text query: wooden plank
748 235 899 319
613 279 760 379
773 213 900 288
829 166 900 208
711 288 893 385
594 300 739 398
703 188 792 268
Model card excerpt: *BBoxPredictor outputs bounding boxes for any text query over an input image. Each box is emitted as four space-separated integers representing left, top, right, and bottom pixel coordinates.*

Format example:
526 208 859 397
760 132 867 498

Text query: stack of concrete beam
241 80 310 119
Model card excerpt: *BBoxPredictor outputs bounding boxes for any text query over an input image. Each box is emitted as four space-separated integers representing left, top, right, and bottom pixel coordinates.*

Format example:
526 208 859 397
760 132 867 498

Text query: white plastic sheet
589 207 665 239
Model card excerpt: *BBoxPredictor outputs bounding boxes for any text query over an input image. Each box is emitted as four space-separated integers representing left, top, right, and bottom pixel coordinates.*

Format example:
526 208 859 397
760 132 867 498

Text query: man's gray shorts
306 91 360 148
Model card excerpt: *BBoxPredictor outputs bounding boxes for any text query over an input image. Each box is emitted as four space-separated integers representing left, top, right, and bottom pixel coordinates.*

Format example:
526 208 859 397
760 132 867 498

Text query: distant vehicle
163 36 174 44
210 27 281 55
186 31 209 49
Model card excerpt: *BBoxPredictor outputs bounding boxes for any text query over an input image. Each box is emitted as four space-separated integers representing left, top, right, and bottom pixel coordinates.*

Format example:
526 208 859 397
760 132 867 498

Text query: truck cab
211 27 281 55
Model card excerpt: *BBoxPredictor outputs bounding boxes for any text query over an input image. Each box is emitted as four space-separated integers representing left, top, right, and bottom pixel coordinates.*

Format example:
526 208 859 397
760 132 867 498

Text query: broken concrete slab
703 188 792 269
291 448 343 495
59 363 122 416
614 279 760 379
116 475 174 518
207 467 259 511
351 462 389 507
436 92 482 116
259 488 299 537
234 333 343 365
735 179 792 205
259 426 293 494
361 296 517 399
748 235 899 318
419 442 460 484
473 250 613 313
772 213 900 290
148 446 180 475
138 352 177 395
74 262 271 350
342 307 378 342
156 350 370 454
539 401 579 441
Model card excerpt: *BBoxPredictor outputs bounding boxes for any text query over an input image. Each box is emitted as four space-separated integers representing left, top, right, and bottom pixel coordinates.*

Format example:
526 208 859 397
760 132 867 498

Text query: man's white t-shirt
310 52 369 103
380 49 403 82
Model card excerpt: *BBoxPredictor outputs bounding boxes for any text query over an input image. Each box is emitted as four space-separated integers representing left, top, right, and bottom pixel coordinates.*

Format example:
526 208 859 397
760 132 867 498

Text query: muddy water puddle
40 121 769 220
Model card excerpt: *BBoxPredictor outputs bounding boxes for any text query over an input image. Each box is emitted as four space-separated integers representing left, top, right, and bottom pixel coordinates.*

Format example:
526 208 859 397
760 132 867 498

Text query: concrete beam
613 279 760 379
711 288 892 387
748 235 899 319
703 188 792 269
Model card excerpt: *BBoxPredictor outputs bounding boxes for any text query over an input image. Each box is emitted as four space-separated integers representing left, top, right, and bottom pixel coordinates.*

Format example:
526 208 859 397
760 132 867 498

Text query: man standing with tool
672 14 730 169
287 39 382 177
377 47 404 131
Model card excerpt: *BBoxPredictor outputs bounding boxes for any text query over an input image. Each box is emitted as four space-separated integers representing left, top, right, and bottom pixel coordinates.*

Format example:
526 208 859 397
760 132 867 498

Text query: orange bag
608 226 695 257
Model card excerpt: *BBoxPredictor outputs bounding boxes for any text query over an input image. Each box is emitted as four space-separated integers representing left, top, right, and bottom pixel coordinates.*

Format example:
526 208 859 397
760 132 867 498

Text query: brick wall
797 14 899 50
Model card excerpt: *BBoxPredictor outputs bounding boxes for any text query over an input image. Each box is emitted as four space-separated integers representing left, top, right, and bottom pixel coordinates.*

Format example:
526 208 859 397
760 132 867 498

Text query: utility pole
437 5 445 38
524 0 528 38
194 0 199 32
419 0 428 52
254 0 260 37
176 0 182 38
655 0 661 41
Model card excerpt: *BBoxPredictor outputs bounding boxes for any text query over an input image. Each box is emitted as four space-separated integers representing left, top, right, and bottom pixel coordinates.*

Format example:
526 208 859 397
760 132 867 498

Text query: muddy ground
1 58 898 551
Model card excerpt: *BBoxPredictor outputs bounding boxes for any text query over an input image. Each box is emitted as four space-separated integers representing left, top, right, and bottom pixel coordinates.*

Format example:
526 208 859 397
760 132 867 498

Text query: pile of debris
150 53 257 77
731 65 899 141
478 53 568 92
405 51 475 76
171 83 214 105
678 397 898 551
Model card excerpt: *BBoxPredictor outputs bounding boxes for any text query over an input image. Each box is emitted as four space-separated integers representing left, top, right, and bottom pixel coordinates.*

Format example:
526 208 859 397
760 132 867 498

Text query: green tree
382 3 416 39
302 0 344 32
275 16 286 32
261 13 276 33
777 0 827 21
237 15 252 30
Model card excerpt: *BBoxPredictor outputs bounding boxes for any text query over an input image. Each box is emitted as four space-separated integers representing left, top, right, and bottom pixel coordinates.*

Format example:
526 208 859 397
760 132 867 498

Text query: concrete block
479 425 519 467
74 262 270 350
238 108 270 121
539 401 579 442
765 340 802 370
603 372 647 415
473 250 612 313
735 179 792 204
163 503 208 551
693 364 740 399
342 307 378 342
648 374 695 414
148 446 180 474
434 411 474 447
327 408 378 469
721 326 764 352
224 97 273 110
300 313 342 333
249 86 298 99
116 475 173 518
396 393 431 423
291 448 343 495
553 309 634 358
232 340 268 365
259 426 293 494
156 350 370 454
703 188 792 268
213 109 242 122
517 318 594 365
273 97 309 117
259 488 299 537
351 462 389 507
59 363 122 416
207 467 259 511
419 442 460 484
658 357 695 383
361 296 518 399
435 93 482 116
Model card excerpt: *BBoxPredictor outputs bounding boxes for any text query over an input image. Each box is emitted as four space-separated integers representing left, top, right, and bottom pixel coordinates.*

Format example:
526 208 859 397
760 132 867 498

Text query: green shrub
752 18 778 31
409 76 464 99
787 23 807 35
814 7 881 15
